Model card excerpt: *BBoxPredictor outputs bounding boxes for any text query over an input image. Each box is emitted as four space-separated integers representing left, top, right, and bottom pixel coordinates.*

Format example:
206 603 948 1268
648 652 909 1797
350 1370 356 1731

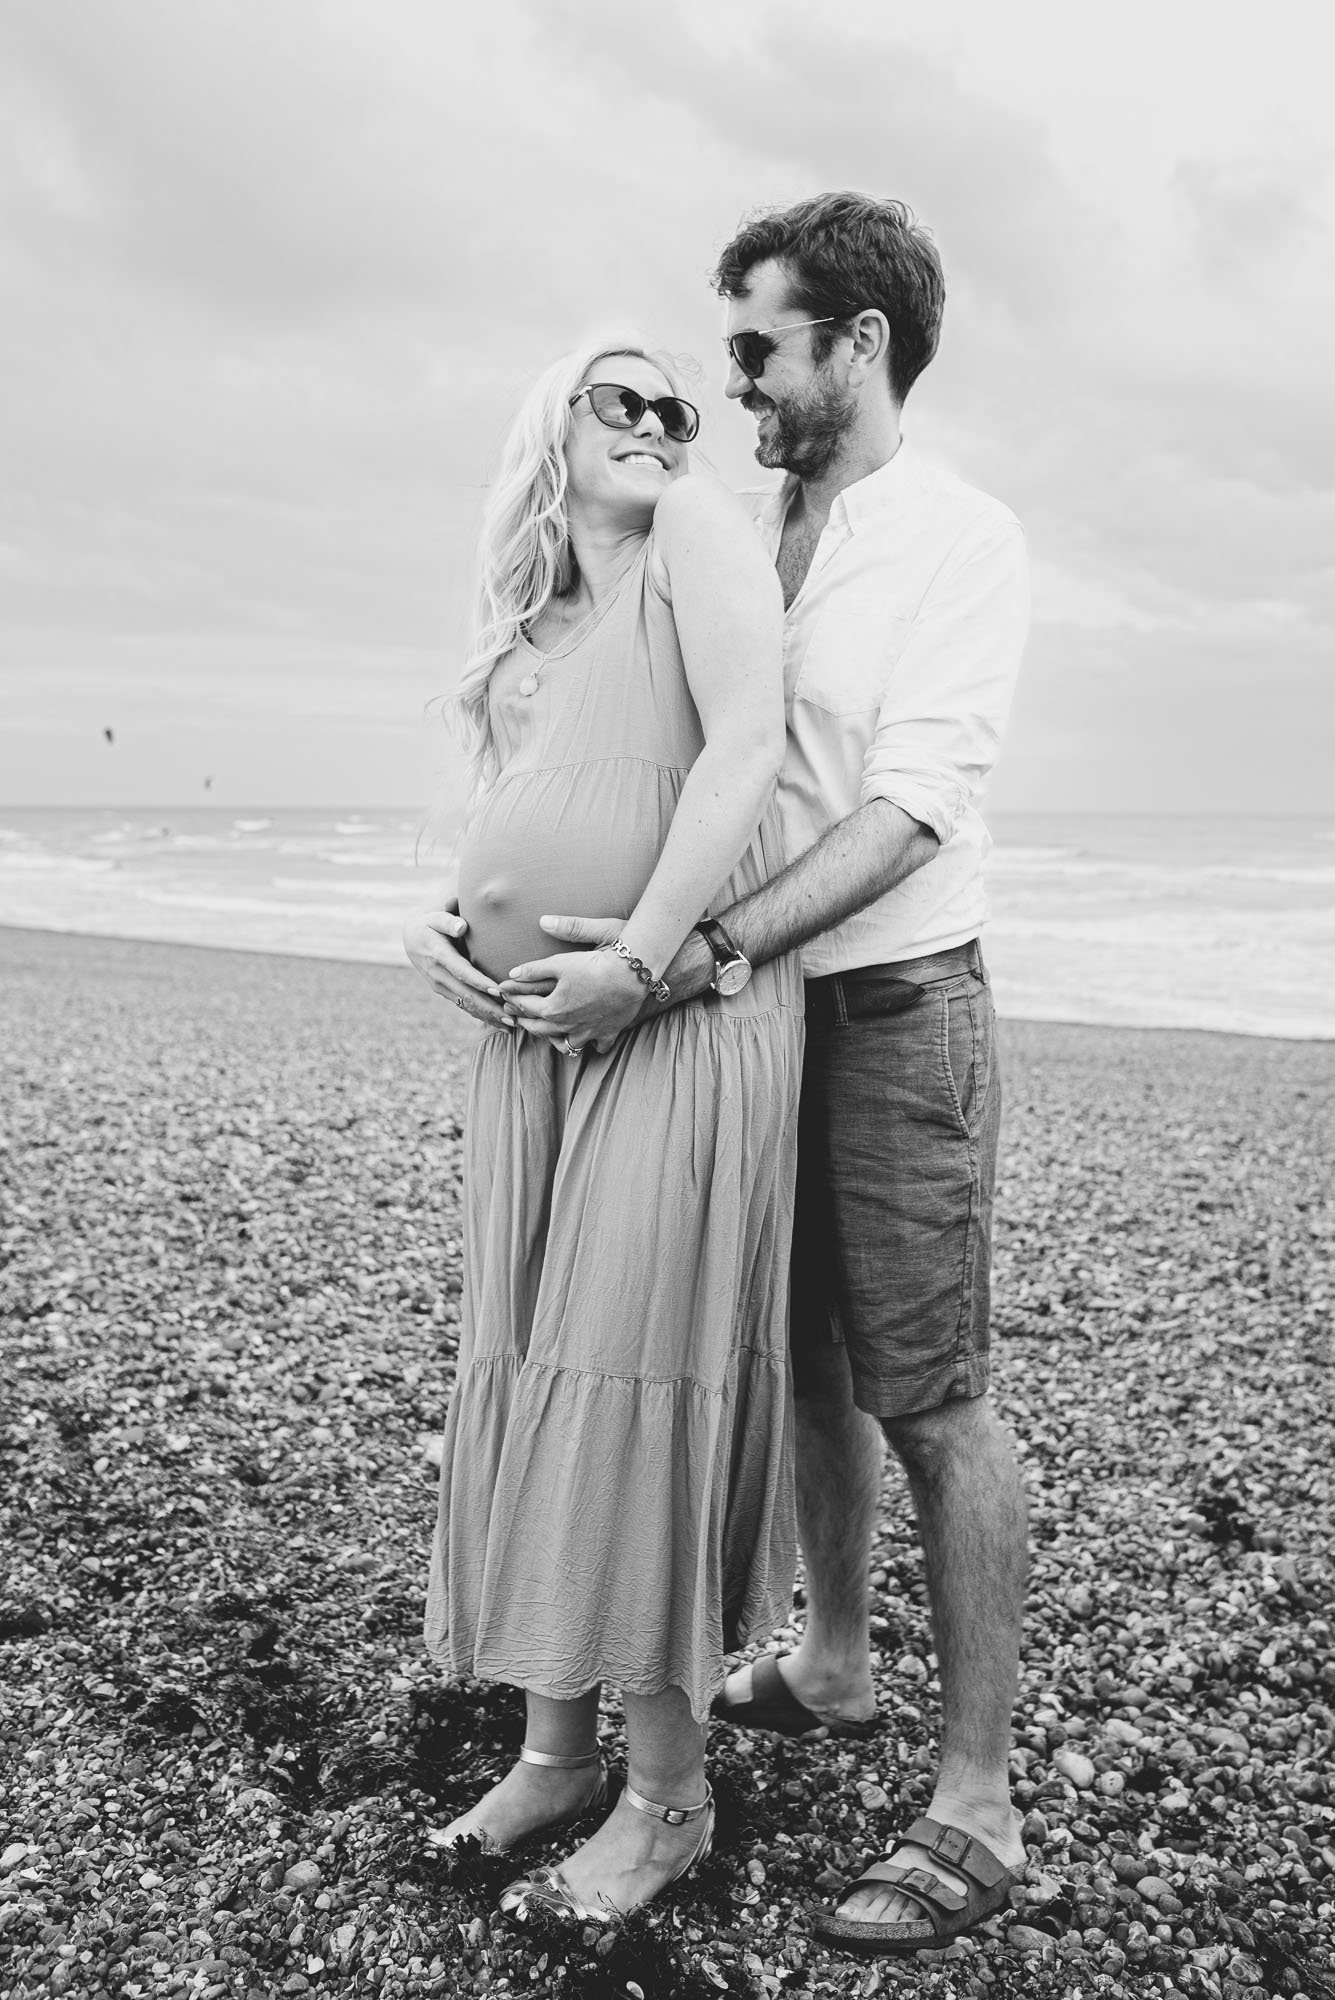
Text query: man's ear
848 309 892 385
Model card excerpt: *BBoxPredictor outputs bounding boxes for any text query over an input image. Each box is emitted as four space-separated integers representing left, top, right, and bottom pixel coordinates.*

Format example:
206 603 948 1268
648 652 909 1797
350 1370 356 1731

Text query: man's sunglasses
723 316 841 380
568 382 700 443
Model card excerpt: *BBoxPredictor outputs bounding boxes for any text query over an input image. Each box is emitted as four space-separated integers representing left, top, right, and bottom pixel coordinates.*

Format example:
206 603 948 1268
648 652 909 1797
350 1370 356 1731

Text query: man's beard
744 370 856 478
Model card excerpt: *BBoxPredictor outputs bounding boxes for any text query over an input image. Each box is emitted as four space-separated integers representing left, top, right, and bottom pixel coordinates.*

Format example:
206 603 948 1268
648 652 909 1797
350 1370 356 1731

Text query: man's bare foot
832 1791 1024 1930
716 1647 876 1730
428 1756 603 1852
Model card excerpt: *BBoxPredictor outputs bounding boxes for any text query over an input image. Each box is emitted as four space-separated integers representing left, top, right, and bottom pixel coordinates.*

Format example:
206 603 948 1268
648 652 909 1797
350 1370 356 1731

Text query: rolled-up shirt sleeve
859 515 1029 844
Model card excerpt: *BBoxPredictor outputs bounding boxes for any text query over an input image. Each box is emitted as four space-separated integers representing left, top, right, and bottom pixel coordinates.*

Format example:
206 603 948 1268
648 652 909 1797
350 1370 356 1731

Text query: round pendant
517 672 539 697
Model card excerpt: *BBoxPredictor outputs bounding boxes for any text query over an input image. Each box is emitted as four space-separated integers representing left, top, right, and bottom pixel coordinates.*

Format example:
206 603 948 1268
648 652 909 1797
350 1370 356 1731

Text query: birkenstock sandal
810 1814 1016 1954
710 1653 877 1739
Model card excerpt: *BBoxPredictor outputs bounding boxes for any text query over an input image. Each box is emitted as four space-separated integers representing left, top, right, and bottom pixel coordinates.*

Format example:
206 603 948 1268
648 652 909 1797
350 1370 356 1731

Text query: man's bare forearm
668 799 938 1002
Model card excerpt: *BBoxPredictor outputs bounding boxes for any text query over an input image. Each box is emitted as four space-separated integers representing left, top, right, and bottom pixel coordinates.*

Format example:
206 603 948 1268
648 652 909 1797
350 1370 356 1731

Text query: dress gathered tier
426 541 802 1721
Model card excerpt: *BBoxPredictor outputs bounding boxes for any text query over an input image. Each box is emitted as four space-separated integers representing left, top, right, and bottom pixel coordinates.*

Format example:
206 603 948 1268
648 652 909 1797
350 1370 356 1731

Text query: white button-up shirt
742 442 1028 978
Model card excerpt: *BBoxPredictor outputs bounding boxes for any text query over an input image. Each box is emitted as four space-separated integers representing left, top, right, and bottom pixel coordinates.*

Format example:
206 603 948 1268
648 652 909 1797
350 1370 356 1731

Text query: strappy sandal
424 1745 608 1856
498 1781 715 1927
710 1653 877 1739
810 1814 1016 1955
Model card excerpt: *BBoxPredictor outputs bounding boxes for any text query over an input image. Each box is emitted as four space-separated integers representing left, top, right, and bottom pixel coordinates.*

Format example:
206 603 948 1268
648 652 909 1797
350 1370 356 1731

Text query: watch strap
694 917 743 967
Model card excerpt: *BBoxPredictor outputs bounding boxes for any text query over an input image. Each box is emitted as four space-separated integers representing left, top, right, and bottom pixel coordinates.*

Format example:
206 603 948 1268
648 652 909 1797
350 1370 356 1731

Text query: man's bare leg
718 1340 882 1725
834 1392 1028 1926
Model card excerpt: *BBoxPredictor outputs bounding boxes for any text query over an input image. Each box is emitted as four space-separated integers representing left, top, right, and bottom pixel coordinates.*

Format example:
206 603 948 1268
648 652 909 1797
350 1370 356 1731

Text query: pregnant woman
405 341 802 1925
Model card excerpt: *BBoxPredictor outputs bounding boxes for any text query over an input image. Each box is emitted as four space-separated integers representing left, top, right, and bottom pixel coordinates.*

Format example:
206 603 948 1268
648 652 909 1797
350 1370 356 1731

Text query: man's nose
724 355 752 400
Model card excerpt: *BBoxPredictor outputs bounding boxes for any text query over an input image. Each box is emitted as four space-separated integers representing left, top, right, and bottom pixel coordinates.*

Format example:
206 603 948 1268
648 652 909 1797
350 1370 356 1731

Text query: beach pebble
1007 1924 1052 1955
1052 1748 1095 1790
284 1860 323 1894
0 1844 28 1874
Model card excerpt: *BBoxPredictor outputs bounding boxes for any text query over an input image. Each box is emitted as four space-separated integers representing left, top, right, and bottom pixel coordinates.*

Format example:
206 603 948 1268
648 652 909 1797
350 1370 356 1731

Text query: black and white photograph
1 4 1331 1998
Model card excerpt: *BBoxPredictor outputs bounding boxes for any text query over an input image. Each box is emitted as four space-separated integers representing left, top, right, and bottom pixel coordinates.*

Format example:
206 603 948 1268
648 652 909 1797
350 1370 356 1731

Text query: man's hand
537 915 622 951
402 908 512 1031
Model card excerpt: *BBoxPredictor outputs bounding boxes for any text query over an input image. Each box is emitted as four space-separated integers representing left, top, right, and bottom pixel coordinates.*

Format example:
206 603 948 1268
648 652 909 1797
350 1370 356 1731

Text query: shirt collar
750 439 919 544
830 438 919 532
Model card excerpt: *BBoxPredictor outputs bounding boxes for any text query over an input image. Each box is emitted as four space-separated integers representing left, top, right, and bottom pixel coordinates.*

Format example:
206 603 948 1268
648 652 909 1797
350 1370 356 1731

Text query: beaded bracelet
603 935 671 1005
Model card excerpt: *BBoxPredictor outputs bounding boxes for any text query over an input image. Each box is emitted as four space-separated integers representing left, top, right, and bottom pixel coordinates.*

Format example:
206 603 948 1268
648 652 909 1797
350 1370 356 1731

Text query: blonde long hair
446 337 686 788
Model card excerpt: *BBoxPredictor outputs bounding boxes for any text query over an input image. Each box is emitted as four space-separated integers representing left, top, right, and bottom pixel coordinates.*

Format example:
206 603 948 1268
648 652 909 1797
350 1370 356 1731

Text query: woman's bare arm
502 474 785 1046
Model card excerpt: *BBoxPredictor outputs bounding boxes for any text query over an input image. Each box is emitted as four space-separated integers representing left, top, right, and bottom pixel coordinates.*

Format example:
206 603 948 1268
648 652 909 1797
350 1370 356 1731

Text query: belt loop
969 937 983 978
832 974 849 1029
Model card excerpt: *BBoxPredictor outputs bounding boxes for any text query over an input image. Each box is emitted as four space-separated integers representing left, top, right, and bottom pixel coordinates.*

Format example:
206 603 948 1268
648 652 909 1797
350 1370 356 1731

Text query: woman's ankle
623 1774 710 1817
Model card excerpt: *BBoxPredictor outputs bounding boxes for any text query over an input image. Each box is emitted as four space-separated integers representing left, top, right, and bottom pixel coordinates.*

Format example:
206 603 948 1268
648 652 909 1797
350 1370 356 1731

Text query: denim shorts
790 947 1001 1421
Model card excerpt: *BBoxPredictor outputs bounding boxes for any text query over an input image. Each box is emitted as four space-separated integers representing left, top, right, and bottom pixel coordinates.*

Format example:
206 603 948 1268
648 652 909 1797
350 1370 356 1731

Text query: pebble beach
1 927 1332 2000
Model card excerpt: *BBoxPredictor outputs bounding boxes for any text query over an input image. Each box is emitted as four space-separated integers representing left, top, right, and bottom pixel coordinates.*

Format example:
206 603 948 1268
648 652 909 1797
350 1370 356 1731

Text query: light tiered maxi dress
424 542 802 1721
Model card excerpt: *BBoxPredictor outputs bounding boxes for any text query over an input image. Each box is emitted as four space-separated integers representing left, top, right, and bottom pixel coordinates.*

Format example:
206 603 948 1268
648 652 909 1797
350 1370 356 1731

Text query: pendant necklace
517 565 631 698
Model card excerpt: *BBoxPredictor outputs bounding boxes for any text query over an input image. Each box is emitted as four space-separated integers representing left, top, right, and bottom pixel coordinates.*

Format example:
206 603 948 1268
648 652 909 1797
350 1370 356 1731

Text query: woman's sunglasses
568 382 700 444
723 317 841 381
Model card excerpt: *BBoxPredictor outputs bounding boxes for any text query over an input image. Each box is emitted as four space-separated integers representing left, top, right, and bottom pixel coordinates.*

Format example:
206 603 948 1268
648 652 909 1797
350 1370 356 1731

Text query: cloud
532 0 1098 322
0 0 1331 809
1172 149 1328 286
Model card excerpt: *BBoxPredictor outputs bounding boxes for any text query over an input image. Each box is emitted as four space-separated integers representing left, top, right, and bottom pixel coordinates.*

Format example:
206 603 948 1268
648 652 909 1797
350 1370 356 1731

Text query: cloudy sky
2 0 1330 813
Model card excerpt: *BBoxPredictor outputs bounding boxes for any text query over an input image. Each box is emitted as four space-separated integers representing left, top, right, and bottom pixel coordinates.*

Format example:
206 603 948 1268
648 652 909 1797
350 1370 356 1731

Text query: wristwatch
694 918 752 997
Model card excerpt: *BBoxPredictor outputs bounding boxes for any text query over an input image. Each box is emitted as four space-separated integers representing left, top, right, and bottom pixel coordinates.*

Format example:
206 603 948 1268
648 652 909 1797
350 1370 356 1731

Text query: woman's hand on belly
403 905 513 1031
500 946 650 1053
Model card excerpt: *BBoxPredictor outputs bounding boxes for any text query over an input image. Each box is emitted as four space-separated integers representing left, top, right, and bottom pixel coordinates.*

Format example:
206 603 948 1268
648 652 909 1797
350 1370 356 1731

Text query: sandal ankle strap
519 1745 601 1770
623 1780 713 1826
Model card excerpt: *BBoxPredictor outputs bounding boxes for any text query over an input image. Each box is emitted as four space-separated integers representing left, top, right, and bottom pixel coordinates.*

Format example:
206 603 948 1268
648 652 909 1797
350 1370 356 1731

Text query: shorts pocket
939 979 992 1142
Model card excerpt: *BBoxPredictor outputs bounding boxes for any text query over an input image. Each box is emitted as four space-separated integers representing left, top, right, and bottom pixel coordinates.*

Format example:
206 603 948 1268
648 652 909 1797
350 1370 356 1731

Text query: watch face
715 957 752 997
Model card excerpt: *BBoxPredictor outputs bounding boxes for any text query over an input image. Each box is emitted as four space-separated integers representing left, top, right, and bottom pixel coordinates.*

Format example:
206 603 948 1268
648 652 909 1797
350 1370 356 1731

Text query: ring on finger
559 1037 581 1058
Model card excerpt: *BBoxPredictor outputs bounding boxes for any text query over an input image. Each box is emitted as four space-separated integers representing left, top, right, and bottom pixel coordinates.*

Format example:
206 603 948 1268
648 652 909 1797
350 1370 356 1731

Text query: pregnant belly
457 765 679 983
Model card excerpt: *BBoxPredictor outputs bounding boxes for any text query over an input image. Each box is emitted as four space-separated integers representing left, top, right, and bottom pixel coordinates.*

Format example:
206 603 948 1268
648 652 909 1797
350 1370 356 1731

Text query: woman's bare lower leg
439 1687 602 1848
541 1687 711 1914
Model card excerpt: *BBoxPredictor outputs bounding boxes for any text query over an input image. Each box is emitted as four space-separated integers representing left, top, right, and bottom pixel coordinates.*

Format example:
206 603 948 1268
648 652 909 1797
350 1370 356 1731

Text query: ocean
1 806 1332 1040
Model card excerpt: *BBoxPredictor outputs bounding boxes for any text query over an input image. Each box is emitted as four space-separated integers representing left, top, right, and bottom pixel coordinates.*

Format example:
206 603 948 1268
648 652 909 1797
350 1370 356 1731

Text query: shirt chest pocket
788 587 914 716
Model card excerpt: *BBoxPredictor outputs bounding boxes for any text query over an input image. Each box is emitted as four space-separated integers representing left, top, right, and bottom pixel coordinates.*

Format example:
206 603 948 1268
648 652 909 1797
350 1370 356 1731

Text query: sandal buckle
930 1824 972 1866
898 1866 942 1896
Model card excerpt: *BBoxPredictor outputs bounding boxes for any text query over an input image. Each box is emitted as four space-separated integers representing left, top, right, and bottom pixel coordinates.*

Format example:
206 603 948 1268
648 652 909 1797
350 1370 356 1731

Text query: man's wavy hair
445 337 684 789
712 191 945 406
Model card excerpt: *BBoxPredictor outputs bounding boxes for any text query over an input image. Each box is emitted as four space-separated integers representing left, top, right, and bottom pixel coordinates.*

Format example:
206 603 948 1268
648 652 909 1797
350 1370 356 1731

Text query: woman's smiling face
563 353 690 526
